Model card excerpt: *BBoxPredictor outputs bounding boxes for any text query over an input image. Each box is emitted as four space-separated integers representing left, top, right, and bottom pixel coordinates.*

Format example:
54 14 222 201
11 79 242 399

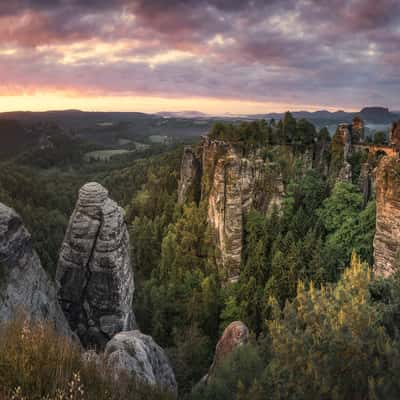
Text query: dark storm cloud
0 0 399 109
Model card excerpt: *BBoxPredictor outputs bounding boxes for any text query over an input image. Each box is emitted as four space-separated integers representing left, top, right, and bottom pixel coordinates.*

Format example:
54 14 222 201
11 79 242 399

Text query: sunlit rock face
105 330 177 397
0 202 72 338
56 182 134 348
390 121 400 147
204 321 249 383
202 137 265 280
374 157 400 276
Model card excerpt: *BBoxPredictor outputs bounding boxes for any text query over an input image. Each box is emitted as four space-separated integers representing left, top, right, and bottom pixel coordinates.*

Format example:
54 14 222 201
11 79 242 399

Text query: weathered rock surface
56 182 134 348
204 321 249 383
178 135 330 280
203 138 264 280
178 146 201 204
337 161 353 182
374 157 400 276
0 202 72 337
105 330 177 396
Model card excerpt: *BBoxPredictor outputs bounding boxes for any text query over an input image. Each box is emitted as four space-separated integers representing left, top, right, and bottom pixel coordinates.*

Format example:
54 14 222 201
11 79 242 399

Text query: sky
0 0 399 114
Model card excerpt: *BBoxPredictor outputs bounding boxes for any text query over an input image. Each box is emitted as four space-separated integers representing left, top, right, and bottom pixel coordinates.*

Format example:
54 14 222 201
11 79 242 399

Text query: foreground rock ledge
0 202 72 337
56 182 135 348
105 330 178 396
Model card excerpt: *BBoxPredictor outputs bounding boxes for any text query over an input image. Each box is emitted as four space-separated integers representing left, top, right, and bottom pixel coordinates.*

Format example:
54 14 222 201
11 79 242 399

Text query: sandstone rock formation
0 202 72 337
390 121 400 147
204 321 249 383
374 157 400 276
105 330 177 396
203 138 264 280
178 146 201 204
56 182 134 348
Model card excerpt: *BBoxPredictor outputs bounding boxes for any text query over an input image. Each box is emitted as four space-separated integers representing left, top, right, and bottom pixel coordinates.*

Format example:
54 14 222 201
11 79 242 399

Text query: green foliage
209 115 318 148
267 255 400 400
208 120 269 145
193 257 400 400
330 128 345 180
317 182 376 277
168 325 212 397
191 345 265 400
374 131 386 145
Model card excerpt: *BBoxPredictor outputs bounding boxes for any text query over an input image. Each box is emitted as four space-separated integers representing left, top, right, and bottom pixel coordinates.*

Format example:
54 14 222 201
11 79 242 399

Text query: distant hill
0 108 398 148
359 107 394 123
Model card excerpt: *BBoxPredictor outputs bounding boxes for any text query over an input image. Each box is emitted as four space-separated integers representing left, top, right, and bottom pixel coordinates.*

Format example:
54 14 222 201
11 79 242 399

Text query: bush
0 317 174 400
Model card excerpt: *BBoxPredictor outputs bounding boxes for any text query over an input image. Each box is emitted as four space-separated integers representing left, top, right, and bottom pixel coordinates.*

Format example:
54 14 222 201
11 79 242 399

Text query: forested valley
2 113 400 400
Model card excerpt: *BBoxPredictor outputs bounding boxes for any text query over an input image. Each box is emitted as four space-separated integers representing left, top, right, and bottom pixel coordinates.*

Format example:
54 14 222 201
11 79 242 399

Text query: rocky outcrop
337 161 353 182
178 146 201 204
203 138 264 280
374 157 400 276
0 202 72 338
56 182 134 348
105 330 177 396
204 321 249 383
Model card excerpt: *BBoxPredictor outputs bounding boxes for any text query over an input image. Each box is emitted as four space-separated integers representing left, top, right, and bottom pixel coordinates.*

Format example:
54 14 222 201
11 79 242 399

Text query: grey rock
105 330 177 396
56 182 134 348
0 202 72 338
337 161 352 182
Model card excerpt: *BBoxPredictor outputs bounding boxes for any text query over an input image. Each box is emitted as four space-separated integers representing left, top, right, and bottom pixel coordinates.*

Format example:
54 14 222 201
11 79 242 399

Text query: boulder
0 202 72 338
105 330 177 396
56 182 134 348
205 321 249 383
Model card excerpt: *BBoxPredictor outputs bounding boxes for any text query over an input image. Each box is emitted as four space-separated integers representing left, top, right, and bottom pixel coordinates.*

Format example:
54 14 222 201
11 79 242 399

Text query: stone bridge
353 144 399 158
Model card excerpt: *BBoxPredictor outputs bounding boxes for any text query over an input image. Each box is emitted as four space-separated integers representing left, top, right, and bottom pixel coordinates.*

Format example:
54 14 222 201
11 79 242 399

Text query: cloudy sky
0 0 399 113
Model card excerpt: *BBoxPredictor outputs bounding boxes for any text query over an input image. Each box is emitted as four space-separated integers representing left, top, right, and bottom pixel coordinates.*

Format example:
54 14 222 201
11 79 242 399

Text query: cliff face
374 157 400 276
179 137 323 280
0 202 72 338
56 182 135 348
178 146 201 204
202 137 265 279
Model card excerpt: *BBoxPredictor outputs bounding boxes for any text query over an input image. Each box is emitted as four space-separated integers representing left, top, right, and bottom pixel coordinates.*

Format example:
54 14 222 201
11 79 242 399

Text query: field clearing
84 149 133 161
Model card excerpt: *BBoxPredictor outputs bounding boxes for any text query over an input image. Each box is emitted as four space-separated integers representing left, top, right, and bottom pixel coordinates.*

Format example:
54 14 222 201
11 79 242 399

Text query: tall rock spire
56 182 134 348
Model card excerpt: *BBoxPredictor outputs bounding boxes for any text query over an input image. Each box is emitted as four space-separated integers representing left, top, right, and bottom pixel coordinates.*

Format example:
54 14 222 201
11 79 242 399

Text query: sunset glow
0 1 399 113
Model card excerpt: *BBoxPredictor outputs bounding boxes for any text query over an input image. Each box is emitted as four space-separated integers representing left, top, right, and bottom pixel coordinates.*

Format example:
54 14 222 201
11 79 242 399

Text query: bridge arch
354 144 398 158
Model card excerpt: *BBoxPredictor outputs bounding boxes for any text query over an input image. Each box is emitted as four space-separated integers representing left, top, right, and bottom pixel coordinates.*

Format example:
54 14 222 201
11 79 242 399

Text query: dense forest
2 113 400 400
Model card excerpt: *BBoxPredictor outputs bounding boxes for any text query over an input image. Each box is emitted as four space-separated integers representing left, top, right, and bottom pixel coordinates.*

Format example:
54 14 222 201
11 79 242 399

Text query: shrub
0 317 174 400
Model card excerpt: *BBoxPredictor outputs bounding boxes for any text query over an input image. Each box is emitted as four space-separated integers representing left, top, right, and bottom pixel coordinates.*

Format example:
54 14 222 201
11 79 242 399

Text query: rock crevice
56 182 135 348
0 202 72 338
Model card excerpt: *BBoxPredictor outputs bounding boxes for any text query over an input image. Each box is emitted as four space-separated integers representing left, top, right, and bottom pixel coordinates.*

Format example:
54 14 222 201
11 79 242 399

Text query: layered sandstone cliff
374 157 400 276
56 182 135 348
178 137 321 280
203 139 265 279
0 202 72 338
178 146 201 204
